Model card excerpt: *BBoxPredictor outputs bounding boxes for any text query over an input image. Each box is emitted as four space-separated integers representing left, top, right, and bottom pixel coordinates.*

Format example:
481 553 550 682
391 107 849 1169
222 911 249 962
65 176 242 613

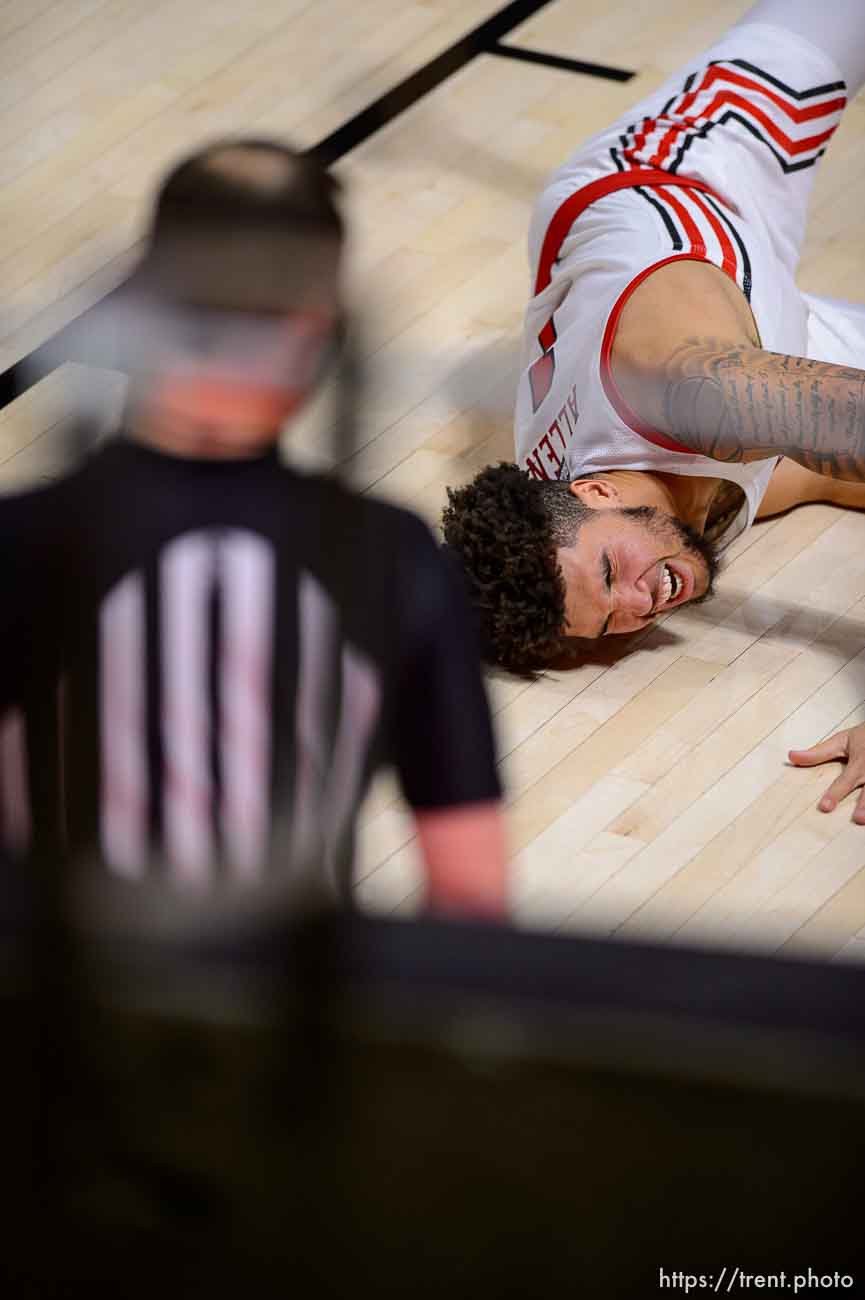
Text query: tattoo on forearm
661 338 865 481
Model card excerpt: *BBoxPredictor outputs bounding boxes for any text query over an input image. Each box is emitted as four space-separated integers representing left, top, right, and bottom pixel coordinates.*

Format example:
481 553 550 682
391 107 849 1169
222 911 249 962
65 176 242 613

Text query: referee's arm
392 520 508 921
414 801 508 921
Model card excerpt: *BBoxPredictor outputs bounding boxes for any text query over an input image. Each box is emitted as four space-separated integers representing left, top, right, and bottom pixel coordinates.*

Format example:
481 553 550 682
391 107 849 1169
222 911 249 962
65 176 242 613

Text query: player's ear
568 477 620 509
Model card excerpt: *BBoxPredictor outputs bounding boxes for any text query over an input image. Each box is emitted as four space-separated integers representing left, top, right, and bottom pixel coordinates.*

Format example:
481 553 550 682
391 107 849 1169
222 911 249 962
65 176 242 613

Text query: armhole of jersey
599 252 725 456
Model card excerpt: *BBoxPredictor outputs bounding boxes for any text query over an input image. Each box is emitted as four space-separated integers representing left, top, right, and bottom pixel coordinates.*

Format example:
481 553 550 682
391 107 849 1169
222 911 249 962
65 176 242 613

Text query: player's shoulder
529 159 661 269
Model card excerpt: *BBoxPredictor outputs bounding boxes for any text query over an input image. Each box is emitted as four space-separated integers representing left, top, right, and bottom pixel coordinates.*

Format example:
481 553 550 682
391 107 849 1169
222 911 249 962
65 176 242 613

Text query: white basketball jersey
515 23 849 549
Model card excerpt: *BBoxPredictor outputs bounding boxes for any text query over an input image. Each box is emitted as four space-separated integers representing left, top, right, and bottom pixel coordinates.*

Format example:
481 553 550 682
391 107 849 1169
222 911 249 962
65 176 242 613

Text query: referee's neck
128 392 286 463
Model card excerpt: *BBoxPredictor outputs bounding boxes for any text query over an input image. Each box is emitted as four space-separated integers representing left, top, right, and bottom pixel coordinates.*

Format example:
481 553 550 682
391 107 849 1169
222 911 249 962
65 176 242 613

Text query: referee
0 140 507 919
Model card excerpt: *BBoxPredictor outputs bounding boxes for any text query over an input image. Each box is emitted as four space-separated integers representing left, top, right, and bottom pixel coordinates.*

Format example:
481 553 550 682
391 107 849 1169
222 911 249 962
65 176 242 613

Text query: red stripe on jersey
533 168 718 295
653 187 706 257
625 121 697 169
598 254 724 456
538 318 556 352
630 63 845 171
666 64 844 128
643 68 718 162
528 351 555 414
700 65 845 126
674 87 702 119
648 120 685 169
701 90 839 155
684 188 738 280
629 117 652 156
625 97 838 173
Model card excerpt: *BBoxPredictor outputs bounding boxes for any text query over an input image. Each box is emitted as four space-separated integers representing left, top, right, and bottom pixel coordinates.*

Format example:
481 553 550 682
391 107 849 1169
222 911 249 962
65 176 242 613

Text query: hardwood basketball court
3 0 865 961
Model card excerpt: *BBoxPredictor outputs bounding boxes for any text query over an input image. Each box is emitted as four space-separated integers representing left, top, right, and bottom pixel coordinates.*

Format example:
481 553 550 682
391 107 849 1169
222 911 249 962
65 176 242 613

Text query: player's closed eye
602 551 613 636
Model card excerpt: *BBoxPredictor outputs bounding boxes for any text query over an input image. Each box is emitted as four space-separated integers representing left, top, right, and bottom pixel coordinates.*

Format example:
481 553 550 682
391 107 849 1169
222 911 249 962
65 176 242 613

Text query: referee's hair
134 138 345 311
150 138 344 242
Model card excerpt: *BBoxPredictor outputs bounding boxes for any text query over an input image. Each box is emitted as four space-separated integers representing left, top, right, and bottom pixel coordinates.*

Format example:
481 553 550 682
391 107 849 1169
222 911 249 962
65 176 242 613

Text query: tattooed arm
660 338 865 482
608 260 865 481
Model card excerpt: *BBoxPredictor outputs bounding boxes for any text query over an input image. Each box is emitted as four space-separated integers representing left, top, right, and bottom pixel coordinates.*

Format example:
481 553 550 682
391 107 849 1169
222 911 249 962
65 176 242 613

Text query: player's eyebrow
599 549 612 637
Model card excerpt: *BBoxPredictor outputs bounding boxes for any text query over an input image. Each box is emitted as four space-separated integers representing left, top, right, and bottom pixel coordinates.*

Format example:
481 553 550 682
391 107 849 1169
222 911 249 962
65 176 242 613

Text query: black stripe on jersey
700 190 752 302
610 146 625 172
632 185 683 251
143 558 163 863
22 693 63 859
0 739 23 853
206 560 224 872
622 116 654 159
667 110 828 176
660 71 695 118
618 123 637 157
273 557 346 878
0 747 6 851
724 58 846 100
269 557 297 863
326 611 347 780
0 754 10 853
64 625 101 855
667 116 717 174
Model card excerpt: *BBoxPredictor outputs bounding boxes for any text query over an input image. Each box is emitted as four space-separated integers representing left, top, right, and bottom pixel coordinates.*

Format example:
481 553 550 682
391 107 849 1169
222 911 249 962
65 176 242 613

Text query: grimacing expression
556 505 719 639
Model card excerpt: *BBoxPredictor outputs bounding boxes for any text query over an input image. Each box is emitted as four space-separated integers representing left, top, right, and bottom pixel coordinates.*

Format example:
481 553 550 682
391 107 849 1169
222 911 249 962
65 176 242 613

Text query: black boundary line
491 42 633 83
0 0 634 412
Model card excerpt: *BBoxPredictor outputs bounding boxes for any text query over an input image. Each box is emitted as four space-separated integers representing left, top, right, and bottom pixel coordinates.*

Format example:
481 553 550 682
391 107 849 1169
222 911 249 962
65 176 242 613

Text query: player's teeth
660 565 672 605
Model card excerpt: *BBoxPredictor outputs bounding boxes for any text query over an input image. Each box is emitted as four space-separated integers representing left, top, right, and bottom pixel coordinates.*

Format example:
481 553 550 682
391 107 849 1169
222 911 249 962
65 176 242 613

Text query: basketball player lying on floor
443 0 865 824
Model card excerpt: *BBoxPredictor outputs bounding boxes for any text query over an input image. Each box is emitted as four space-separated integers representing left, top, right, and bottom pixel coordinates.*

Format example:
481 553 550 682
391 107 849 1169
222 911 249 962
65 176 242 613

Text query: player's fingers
788 733 850 767
852 788 865 827
816 766 865 814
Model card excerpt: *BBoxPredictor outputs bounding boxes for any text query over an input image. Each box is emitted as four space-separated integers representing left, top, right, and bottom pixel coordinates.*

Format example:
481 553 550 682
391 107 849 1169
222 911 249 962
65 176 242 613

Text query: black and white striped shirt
1 437 500 894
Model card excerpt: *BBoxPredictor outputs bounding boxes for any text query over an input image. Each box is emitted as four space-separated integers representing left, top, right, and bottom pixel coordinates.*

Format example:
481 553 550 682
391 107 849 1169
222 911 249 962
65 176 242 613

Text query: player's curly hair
442 463 592 674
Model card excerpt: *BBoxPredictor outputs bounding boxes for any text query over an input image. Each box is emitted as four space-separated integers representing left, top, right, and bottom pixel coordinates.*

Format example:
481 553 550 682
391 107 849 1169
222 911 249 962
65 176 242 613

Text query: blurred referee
0 140 507 919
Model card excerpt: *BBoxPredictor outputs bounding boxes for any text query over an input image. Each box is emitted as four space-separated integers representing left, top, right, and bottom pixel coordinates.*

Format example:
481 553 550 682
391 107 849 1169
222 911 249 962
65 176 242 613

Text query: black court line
491 42 633 82
1 0 633 411
312 0 634 163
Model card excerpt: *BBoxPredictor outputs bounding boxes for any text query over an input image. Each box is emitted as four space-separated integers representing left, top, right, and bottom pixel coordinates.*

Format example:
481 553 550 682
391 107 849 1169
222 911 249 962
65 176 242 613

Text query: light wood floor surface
3 0 865 963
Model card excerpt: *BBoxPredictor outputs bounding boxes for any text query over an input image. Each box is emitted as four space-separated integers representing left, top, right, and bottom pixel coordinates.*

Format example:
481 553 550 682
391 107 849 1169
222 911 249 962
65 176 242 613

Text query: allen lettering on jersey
525 383 579 480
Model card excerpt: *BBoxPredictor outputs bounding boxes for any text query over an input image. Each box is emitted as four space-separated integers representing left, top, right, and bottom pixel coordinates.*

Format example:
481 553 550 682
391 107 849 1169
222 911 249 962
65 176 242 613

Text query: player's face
556 507 717 638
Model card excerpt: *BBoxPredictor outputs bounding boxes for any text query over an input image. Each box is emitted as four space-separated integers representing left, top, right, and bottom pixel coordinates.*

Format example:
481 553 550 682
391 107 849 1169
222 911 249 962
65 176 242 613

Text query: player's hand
788 722 865 824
